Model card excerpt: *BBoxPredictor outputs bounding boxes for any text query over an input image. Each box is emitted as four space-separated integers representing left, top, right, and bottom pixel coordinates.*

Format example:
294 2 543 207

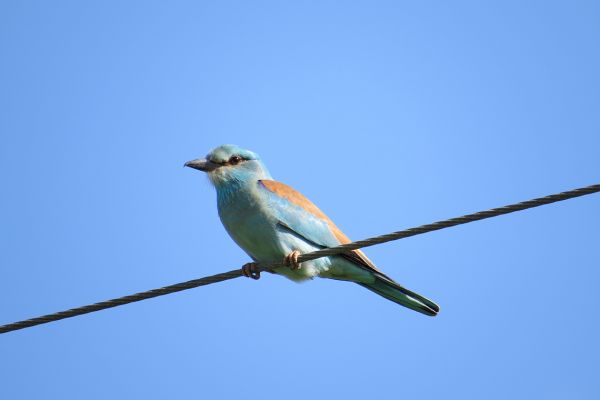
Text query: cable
1 183 598 334
296 183 600 262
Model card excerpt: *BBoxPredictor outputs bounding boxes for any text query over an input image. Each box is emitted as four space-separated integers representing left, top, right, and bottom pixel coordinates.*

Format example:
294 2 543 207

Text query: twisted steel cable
1 183 598 335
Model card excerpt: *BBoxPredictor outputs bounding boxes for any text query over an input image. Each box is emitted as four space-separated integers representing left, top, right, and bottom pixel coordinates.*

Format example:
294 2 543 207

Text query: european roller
185 144 439 316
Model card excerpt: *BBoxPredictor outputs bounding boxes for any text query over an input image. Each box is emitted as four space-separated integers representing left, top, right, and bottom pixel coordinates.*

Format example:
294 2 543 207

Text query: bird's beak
184 158 219 172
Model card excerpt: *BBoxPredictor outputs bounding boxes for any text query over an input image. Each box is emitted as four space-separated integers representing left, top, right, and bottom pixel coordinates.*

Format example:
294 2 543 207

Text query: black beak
184 158 219 172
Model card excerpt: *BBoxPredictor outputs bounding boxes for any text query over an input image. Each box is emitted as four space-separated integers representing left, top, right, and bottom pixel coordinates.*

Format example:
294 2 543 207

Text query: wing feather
259 180 388 277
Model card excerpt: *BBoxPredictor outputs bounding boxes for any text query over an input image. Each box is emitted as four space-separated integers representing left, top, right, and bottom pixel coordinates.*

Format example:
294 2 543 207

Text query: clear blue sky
1 1 599 399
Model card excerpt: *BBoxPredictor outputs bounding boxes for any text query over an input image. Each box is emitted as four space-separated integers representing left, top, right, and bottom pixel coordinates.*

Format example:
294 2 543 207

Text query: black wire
1 183 598 335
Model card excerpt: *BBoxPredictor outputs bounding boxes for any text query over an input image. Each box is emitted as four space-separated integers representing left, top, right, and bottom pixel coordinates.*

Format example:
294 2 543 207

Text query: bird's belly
219 204 332 281
219 201 283 260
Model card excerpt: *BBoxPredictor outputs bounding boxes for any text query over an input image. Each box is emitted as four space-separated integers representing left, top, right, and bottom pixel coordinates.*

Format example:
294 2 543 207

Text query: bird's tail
358 276 439 316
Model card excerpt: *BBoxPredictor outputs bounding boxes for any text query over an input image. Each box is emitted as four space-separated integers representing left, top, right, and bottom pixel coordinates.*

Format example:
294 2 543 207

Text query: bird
185 144 439 316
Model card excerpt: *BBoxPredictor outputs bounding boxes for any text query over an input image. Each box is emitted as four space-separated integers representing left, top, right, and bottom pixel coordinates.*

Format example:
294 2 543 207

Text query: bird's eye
229 155 243 165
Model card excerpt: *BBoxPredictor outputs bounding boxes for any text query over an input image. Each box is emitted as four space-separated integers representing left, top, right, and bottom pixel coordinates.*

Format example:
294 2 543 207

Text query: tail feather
358 276 439 316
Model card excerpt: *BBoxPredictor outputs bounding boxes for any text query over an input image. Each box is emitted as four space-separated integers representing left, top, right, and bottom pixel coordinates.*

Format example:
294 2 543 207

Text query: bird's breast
217 189 282 262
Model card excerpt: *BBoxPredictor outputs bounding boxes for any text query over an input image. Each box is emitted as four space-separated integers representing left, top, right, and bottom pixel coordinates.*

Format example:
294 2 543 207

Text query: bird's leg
241 262 261 280
284 250 302 270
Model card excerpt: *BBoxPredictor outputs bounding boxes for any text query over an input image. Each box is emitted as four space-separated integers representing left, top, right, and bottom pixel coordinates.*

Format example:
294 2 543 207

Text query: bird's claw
284 250 302 270
241 262 261 280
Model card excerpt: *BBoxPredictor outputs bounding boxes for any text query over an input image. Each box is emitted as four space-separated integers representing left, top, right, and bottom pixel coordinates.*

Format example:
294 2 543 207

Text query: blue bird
185 144 439 316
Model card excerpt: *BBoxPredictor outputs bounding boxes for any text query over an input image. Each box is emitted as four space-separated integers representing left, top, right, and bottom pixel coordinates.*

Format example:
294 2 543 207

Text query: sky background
1 1 599 399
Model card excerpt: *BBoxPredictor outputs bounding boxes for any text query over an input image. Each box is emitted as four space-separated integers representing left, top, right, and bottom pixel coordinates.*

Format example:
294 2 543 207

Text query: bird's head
185 144 271 188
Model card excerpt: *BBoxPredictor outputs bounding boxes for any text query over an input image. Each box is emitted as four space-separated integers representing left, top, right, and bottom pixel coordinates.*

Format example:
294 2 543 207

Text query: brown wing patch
259 180 386 276
260 180 329 221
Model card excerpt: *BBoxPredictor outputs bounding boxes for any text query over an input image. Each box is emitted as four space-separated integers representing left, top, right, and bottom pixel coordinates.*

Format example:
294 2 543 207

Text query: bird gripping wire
1 183 598 335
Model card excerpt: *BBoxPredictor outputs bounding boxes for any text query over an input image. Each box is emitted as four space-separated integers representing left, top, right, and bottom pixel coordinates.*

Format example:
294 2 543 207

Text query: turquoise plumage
186 144 439 316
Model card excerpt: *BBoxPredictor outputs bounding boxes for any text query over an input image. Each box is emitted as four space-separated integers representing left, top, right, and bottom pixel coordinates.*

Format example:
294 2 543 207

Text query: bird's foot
241 262 261 280
284 250 302 270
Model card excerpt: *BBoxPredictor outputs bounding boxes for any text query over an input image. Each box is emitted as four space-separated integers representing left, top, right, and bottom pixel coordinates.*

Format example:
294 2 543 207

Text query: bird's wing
258 180 388 277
